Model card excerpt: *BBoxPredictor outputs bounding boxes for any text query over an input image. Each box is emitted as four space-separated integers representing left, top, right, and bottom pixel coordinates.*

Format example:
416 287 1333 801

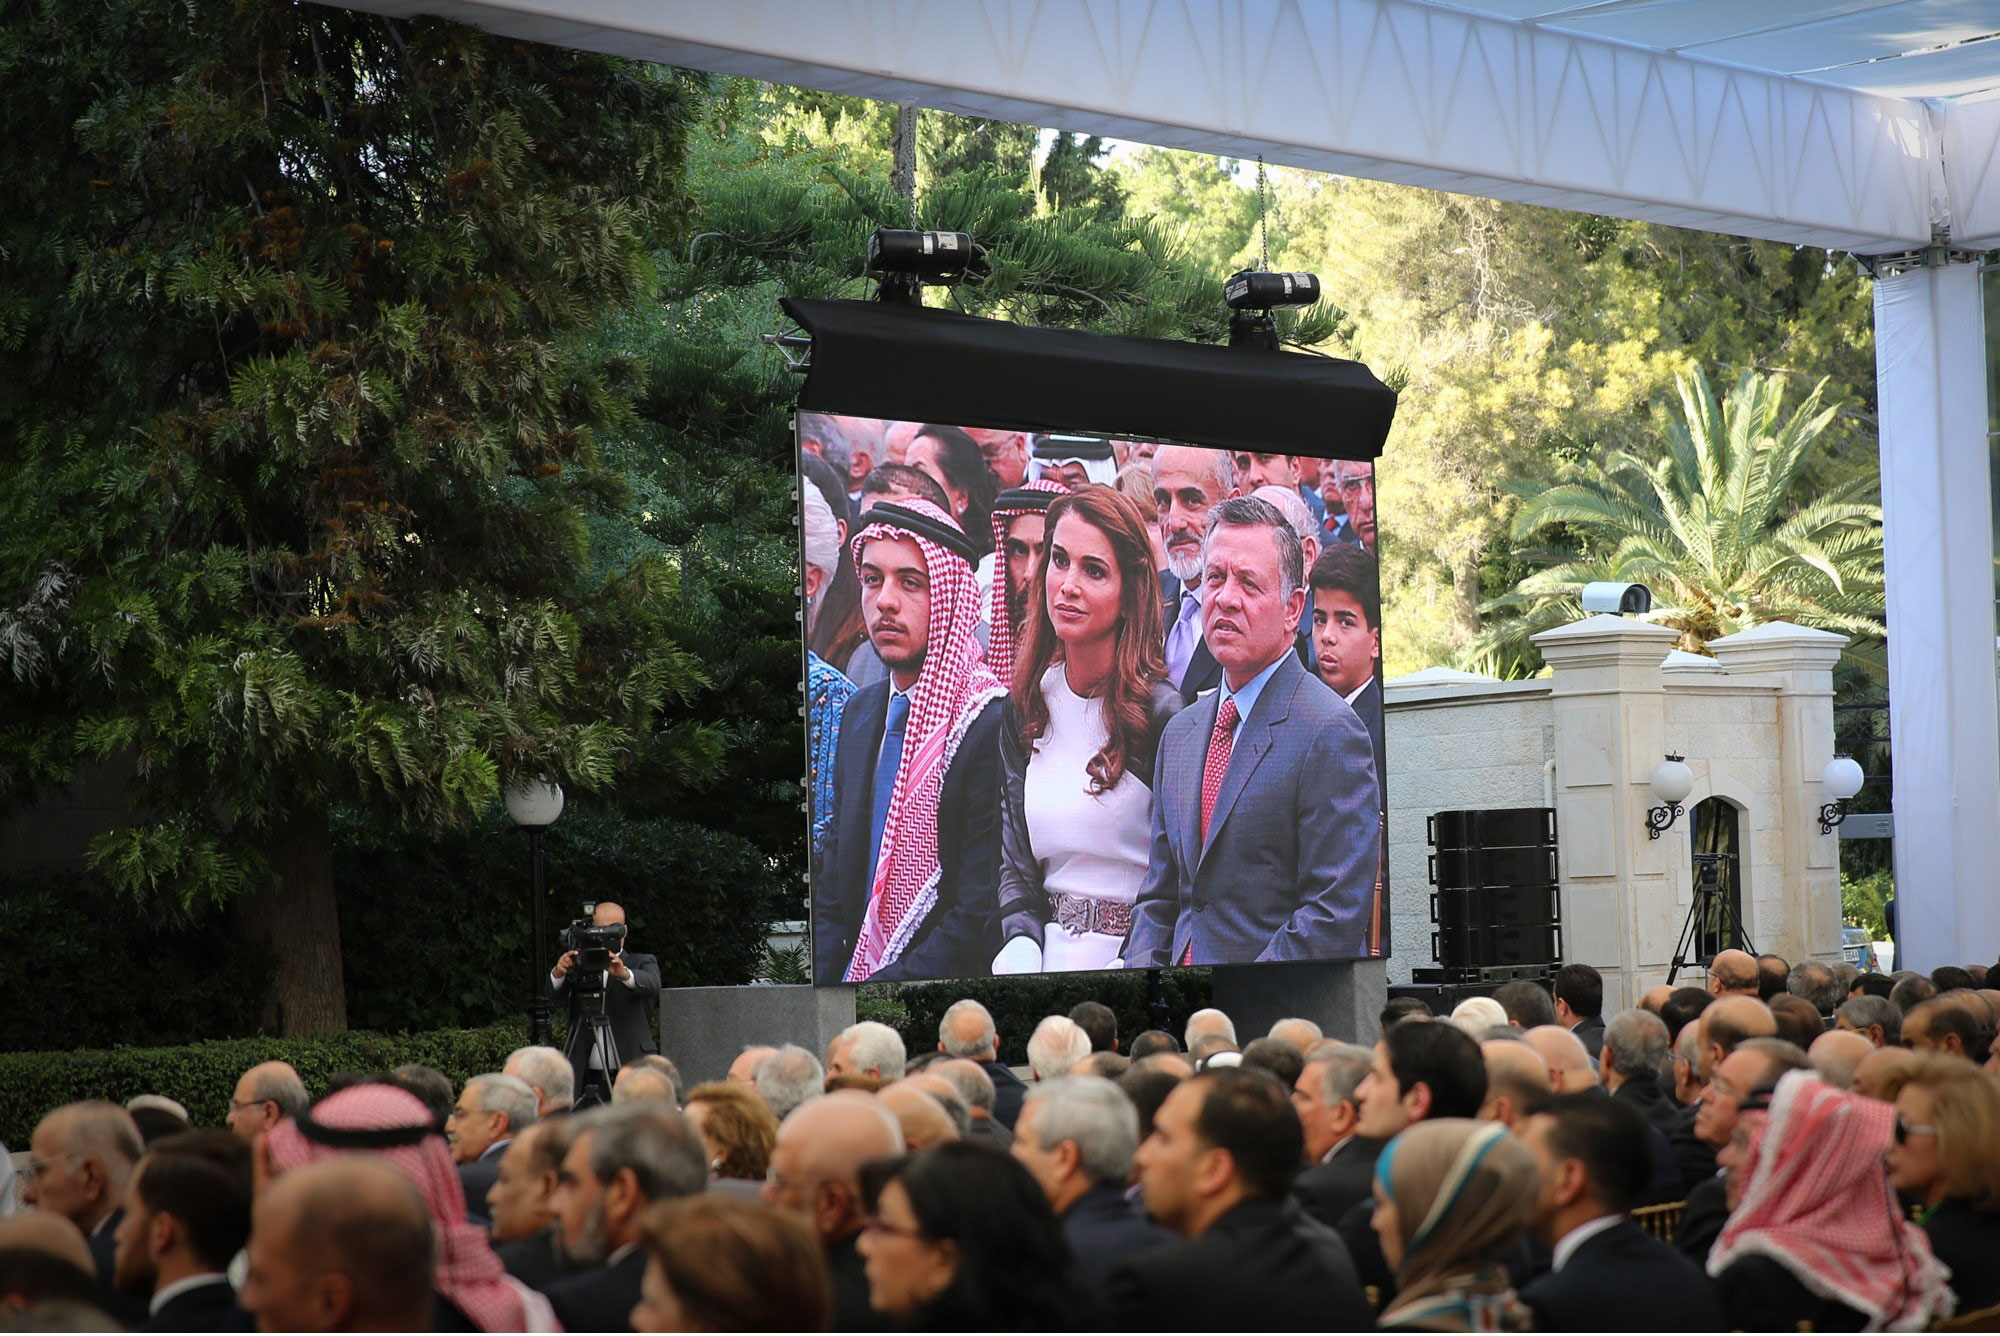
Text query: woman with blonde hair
991 485 1180 974
681 1082 778 1183
1886 1056 2000 1314
1370 1118 1538 1331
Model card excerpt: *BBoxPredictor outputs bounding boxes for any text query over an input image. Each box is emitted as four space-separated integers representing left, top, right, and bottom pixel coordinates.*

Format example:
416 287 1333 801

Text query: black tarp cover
782 298 1395 461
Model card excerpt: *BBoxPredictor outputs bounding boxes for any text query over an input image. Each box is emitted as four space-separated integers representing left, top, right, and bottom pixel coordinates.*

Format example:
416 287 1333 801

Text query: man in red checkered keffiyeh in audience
263 1082 558 1332
812 498 1009 984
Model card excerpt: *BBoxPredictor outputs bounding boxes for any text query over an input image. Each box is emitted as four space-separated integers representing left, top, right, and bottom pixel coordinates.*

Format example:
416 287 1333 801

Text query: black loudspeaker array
1415 807 1561 987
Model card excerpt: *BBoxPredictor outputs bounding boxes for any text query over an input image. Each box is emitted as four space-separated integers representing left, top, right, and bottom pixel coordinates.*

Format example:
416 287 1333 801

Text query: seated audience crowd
5 956 2000 1332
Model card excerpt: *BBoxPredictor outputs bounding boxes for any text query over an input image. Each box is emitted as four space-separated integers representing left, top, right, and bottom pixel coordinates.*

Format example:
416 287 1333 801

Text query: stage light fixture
1224 268 1321 350
866 228 986 306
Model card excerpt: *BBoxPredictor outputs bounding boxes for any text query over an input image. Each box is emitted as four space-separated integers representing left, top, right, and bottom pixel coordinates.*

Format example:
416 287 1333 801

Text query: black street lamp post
505 779 566 1048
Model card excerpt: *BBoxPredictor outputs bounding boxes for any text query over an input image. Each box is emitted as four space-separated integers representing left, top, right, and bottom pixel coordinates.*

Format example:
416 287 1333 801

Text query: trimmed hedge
859 971 1213 1067
0 1024 528 1148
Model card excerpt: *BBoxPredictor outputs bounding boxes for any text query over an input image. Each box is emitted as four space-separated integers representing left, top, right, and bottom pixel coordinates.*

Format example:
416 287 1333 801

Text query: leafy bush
0 868 275 1054
0 1024 527 1148
1842 869 1892 940
334 804 781 1033
860 971 1213 1066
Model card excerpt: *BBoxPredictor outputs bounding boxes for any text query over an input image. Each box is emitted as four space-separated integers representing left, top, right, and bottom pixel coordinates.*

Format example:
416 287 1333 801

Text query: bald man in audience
239 1158 434 1333
226 1063 308 1143
762 1093 905 1331
1672 995 1775 1191
0 1212 101 1316
1810 1028 1874 1090
1639 985 1675 1014
1525 1027 1598 1093
1479 1041 1553 1131
879 1084 959 1150
1707 949 1759 996
610 1066 677 1106
486 1120 570 1290
726 1046 777 1086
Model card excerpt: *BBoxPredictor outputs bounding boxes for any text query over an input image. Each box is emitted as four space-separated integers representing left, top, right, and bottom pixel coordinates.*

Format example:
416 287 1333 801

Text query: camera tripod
564 974 623 1107
1668 854 1756 985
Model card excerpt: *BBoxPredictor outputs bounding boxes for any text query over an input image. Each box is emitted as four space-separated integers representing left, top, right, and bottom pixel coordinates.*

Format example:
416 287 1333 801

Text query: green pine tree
0 0 710 1032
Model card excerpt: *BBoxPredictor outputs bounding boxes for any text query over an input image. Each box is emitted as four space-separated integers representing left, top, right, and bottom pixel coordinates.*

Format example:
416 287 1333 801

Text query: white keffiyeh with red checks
1710 1069 1953 1330
846 499 1004 981
986 478 1070 689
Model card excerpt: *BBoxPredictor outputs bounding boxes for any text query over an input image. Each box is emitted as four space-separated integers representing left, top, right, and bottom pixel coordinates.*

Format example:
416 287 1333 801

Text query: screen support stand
1210 958 1389 1046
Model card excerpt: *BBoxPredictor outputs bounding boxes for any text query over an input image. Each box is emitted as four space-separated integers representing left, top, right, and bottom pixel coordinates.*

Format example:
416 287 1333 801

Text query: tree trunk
1452 554 1483 645
239 808 349 1035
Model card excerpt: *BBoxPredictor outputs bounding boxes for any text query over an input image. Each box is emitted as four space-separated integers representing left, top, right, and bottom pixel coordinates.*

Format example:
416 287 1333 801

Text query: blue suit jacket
1520 1219 1722 1332
813 679 1005 982
1125 653 1380 965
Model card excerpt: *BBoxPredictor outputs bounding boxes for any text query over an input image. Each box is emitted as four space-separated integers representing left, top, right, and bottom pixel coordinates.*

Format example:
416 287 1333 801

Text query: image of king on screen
804 416 1383 984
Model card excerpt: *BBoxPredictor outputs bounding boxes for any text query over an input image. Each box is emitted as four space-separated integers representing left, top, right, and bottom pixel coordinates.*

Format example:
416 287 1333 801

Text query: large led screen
800 414 1385 984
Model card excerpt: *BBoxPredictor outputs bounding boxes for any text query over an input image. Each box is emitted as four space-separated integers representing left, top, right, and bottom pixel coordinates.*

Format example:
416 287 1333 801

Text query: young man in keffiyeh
813 498 1009 983
1031 435 1119 490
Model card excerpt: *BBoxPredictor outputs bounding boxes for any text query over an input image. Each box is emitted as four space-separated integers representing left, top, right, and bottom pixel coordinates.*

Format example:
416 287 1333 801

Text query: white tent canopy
321 0 2000 973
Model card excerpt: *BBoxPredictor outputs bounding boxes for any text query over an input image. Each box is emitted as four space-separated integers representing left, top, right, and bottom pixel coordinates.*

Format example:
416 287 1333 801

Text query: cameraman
550 901 663 1107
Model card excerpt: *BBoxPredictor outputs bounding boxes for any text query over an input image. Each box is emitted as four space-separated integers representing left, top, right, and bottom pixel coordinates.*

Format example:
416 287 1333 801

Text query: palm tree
1466 370 1884 676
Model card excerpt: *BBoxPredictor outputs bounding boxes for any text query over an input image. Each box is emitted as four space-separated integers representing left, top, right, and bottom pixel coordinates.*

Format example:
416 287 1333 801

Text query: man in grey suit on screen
1125 495 1382 966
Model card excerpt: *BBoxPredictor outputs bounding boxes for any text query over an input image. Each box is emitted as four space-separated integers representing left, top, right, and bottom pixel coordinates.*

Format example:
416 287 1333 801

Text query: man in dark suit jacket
1287 1041 1382 1228
1601 1009 1682 1139
1127 499 1381 966
543 1102 709 1334
1519 1093 1722 1332
1011 1077 1169 1293
551 901 662 1105
107 1129 255 1333
1103 1069 1371 1330
813 500 1006 983
1305 543 1386 795
1555 964 1607 1061
447 1073 537 1225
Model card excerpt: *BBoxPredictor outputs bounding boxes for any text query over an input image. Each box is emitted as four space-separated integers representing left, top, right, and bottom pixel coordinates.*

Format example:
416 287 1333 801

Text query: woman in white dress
993 485 1182 973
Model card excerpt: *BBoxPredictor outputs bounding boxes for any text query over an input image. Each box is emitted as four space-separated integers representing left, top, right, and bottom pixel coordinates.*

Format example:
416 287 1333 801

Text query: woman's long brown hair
1012 485 1167 793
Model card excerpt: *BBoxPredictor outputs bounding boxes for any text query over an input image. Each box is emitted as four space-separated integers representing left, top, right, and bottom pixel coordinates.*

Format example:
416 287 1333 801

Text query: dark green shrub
860 971 1213 1066
0 1024 528 1148
0 868 275 1054
335 804 780 1032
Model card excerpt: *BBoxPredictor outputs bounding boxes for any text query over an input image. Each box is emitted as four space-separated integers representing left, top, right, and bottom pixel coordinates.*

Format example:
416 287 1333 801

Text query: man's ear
1192 1145 1235 1198
1554 1157 1589 1209
317 1274 358 1328
1053 1139 1084 1183
151 1210 179 1259
1404 1081 1435 1123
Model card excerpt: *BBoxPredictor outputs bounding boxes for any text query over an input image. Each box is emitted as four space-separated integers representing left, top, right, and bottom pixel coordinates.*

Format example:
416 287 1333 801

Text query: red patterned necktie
1184 696 1240 966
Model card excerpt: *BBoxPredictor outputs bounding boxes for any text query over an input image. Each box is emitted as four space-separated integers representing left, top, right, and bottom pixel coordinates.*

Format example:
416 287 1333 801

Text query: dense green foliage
858 971 1213 1067
0 868 274 1052
0 1024 526 1148
334 804 776 1032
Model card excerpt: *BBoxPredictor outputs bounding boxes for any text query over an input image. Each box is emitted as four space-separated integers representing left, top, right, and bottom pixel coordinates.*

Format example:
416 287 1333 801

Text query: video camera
560 901 625 993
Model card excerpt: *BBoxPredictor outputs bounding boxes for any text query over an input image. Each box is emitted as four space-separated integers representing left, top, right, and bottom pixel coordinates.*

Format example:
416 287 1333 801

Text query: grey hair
1251 484 1316 546
1026 1016 1092 1082
924 1086 972 1139
624 1054 683 1106
506 1045 575 1111
1787 960 1844 1016
1736 1037 1814 1086
755 1045 826 1120
1602 1009 1670 1084
802 483 841 589
1022 1077 1141 1189
799 412 874 478
1183 1007 1237 1051
934 1061 996 1113
939 999 999 1059
1303 1041 1374 1107
1836 995 1902 1046
248 1067 309 1120
1202 496 1304 601
466 1073 539 1136
835 1021 907 1080
1270 1018 1324 1047
574 1103 708 1203
49 1101 143 1172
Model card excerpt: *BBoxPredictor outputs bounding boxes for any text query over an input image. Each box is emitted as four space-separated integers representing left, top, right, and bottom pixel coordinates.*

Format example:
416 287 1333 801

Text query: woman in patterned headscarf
1371 1118 1539 1331
264 1083 557 1332
1711 1069 1952 1331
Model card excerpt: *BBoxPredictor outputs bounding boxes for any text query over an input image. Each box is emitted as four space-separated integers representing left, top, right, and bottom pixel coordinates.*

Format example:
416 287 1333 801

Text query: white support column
1871 256 2000 972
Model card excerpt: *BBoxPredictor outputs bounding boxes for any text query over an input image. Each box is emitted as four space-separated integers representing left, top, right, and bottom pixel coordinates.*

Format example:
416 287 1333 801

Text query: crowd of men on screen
797 414 1388 984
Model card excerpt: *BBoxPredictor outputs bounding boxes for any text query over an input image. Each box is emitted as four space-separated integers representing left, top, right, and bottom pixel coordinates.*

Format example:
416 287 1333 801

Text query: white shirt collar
149 1272 230 1316
1341 680 1369 706
1551 1213 1624 1272
1320 1132 1356 1165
